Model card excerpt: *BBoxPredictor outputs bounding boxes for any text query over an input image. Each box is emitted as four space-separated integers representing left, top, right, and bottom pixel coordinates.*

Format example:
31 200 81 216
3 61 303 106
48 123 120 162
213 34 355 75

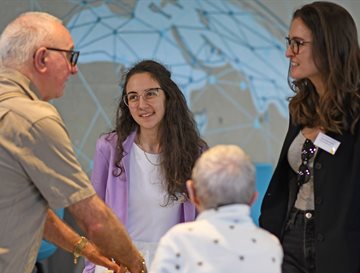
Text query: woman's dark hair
288 1 360 133
110 60 208 204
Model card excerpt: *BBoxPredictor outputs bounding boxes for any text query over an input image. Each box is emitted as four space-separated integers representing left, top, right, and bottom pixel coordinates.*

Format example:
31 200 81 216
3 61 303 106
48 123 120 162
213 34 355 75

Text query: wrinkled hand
118 264 130 273
82 241 121 273
123 253 147 273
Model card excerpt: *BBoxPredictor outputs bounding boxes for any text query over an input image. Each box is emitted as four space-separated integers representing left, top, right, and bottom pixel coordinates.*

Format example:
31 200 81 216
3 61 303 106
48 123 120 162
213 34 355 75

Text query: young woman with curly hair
84 60 207 273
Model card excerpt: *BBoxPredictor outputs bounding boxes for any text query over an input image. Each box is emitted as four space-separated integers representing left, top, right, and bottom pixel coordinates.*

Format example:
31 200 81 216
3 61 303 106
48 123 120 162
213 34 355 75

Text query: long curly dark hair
110 60 208 204
288 1 360 134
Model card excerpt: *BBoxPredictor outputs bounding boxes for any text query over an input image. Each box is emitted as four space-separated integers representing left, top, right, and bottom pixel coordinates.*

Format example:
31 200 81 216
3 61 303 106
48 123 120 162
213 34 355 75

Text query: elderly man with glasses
0 11 146 273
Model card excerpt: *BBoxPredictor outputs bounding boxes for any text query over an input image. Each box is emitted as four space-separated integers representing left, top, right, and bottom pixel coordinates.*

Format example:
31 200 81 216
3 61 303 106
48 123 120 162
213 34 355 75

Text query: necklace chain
142 150 161 166
136 137 162 166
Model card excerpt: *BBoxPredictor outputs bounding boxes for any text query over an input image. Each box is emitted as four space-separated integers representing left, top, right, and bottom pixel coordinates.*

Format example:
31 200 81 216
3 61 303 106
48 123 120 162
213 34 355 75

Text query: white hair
192 145 256 210
0 12 62 68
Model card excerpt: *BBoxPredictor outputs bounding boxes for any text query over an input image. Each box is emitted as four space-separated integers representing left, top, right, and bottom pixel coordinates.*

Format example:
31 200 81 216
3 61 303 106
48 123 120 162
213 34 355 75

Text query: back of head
0 12 61 69
191 145 255 210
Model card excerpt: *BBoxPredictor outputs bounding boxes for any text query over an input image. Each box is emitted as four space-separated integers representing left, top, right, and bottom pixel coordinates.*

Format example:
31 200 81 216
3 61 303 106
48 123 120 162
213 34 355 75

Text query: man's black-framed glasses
123 87 161 107
285 37 312 55
297 139 317 186
46 47 80 67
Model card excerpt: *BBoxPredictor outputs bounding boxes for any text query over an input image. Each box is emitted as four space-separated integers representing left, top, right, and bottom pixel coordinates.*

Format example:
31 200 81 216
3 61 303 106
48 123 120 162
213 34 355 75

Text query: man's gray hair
192 145 255 210
0 12 62 68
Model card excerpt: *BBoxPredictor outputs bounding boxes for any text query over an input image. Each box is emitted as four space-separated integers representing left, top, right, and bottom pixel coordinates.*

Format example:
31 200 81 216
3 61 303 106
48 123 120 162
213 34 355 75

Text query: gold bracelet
73 236 88 264
141 258 146 273
123 258 146 273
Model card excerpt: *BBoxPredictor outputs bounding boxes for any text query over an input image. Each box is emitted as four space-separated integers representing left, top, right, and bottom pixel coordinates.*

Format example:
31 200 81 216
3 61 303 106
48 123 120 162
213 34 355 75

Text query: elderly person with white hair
150 145 283 273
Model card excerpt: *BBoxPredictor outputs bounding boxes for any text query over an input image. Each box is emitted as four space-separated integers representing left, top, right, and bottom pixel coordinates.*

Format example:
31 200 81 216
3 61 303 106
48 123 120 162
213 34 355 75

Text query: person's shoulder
97 132 117 142
161 221 199 242
3 96 61 125
165 221 198 236
96 132 118 151
255 226 282 246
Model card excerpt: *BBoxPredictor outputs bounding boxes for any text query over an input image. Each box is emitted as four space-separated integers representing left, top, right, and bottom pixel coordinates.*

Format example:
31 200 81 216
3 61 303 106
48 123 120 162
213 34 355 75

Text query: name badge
314 132 340 155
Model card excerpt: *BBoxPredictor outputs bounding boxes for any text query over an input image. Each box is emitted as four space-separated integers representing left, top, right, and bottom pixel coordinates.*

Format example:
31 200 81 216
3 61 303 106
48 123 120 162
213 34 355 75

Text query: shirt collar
197 204 252 223
0 68 42 100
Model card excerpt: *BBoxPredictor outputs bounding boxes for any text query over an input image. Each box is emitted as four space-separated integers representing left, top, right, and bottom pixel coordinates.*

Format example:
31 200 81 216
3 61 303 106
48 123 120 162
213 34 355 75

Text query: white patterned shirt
150 204 283 273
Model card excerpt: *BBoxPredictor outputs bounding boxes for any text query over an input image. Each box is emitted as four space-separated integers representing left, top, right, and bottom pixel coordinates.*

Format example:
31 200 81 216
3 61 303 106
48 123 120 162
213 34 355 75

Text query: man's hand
44 209 123 271
81 241 121 273
121 254 147 273
68 195 148 272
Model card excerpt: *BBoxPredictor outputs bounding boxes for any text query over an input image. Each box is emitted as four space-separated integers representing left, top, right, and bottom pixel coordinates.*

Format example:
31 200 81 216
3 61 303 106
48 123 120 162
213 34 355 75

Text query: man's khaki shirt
0 69 95 273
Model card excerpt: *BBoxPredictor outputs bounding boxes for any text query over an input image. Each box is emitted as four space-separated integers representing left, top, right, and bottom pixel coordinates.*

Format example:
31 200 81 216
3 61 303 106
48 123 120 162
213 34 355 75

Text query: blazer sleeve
91 136 111 201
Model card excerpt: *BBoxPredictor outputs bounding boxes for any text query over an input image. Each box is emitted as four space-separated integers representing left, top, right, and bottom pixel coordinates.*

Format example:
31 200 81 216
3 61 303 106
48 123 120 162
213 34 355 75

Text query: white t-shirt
129 143 182 265
95 143 182 273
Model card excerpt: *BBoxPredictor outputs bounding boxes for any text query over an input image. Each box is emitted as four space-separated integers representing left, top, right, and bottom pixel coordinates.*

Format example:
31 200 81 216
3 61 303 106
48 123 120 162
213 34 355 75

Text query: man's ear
33 47 48 73
186 179 201 208
248 191 258 206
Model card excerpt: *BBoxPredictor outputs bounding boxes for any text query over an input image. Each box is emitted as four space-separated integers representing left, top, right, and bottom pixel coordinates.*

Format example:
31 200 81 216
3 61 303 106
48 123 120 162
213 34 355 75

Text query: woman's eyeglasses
123 87 161 107
297 139 317 186
285 37 312 55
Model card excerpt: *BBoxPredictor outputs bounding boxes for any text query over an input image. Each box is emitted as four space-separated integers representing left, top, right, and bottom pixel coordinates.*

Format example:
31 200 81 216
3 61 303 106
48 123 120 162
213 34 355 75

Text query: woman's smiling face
286 17 322 88
125 72 166 133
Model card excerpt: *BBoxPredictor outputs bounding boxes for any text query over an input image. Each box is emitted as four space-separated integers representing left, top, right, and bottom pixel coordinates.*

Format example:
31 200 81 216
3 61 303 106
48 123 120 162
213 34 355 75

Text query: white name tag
314 132 340 155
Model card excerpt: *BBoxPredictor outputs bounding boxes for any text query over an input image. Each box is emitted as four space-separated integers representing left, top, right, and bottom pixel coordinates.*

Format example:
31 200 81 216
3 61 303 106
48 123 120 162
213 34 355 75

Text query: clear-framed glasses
123 87 161 107
285 37 312 55
46 47 80 67
297 139 317 186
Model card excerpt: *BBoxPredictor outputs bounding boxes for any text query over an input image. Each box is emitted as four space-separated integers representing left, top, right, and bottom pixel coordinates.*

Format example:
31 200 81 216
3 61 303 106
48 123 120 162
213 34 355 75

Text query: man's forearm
44 209 80 252
44 209 121 272
68 195 146 272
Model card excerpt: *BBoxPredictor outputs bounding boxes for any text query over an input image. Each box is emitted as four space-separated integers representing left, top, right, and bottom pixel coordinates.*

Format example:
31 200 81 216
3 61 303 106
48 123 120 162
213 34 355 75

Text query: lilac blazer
83 131 196 273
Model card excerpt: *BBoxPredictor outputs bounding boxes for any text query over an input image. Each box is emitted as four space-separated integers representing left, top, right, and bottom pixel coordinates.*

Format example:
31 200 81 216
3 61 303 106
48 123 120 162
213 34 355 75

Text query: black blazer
260 119 360 273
